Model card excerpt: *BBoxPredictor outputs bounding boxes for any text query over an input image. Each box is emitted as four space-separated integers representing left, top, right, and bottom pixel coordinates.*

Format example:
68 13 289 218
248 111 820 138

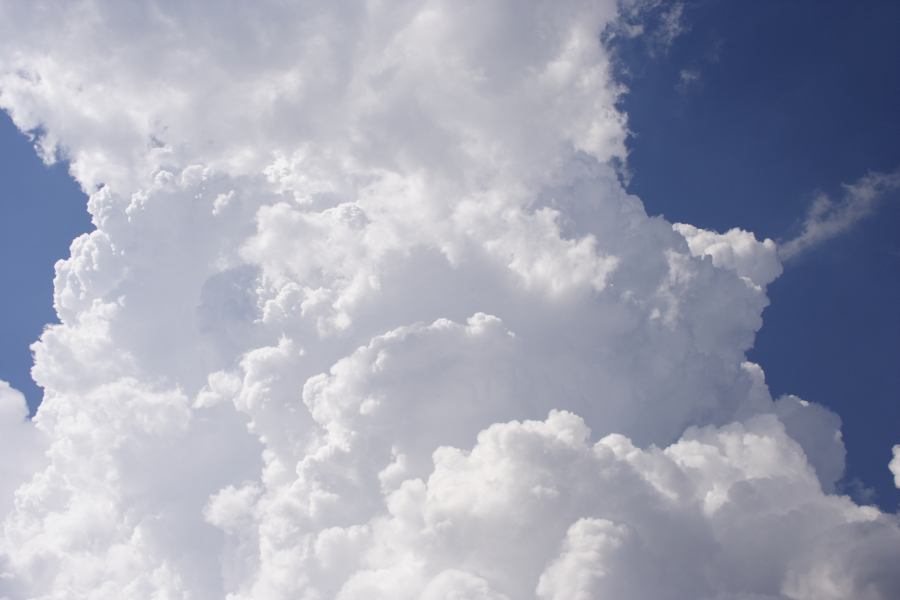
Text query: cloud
891 446 900 489
612 1 688 55
779 168 900 261
0 2 898 599
0 382 45 518
673 223 782 288
677 67 701 94
654 2 688 52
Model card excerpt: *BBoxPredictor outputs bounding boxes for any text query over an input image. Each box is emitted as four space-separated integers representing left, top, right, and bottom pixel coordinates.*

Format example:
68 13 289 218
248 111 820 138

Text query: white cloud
0 2 898 599
0 382 45 518
613 1 688 54
677 67 701 94
891 445 900 489
673 223 782 288
779 168 900 261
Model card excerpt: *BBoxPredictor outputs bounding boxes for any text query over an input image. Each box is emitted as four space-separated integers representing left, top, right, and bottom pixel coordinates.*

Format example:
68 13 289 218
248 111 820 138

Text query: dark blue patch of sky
613 0 900 509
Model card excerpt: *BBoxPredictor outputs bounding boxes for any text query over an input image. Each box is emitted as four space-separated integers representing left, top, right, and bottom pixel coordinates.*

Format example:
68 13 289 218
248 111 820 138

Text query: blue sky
615 0 900 508
0 115 91 412
0 0 897 510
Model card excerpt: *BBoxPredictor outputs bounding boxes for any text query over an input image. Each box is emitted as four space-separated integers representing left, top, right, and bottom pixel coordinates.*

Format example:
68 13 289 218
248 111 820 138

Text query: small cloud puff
891 445 900 490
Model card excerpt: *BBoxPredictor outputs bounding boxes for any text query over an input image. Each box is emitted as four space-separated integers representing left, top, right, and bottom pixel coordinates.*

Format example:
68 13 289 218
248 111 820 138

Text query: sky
613 0 900 510
0 2 898 599
0 114 92 411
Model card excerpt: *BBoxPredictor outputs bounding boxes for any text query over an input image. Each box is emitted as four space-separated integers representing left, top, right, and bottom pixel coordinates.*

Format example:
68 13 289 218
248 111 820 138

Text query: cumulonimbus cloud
1 2 898 599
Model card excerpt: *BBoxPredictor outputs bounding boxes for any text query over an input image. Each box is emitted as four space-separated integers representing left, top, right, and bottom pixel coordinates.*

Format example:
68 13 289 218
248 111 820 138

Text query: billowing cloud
779 168 900 261
0 382 46 518
1 2 898 599
672 223 782 288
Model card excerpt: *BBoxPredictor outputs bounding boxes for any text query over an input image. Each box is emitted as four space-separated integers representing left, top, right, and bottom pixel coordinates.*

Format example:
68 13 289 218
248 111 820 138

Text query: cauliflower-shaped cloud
0 1 897 599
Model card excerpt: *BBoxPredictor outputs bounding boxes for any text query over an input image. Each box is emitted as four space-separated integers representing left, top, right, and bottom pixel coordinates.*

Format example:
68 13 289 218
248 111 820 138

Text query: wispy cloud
676 67 701 94
655 1 687 51
780 168 900 261
611 1 688 55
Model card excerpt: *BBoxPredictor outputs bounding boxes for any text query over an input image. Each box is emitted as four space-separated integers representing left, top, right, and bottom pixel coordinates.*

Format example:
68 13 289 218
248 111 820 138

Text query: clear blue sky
1 0 897 509
0 115 92 412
